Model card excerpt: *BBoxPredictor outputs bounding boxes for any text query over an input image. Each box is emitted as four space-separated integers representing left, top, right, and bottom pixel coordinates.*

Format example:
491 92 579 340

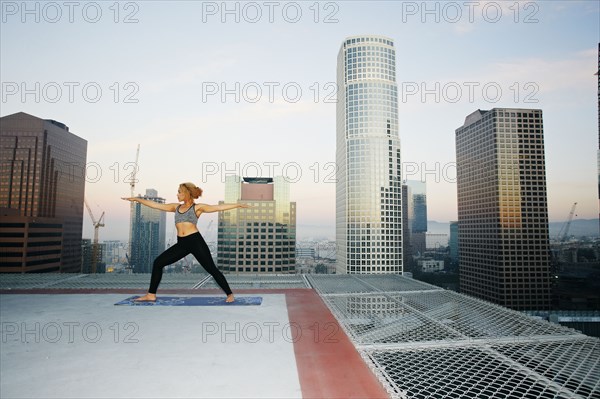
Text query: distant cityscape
91 219 600 272
1 38 599 322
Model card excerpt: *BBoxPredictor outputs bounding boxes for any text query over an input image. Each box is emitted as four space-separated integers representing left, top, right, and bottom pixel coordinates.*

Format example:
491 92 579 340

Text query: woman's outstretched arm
196 203 251 213
122 197 178 212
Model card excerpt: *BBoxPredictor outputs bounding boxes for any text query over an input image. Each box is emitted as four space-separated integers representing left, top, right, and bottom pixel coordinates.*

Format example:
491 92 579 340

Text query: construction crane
557 202 578 242
125 253 133 273
84 198 105 273
130 144 140 198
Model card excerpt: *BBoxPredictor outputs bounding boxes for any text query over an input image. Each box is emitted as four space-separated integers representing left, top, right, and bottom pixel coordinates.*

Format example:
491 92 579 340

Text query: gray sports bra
174 204 199 225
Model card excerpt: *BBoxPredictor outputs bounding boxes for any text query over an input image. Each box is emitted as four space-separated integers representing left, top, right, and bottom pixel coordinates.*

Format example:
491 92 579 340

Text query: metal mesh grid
321 292 580 346
304 275 599 398
0 273 309 290
367 346 583 399
307 274 439 295
200 274 309 289
321 293 462 344
491 339 600 398
399 290 577 340
50 273 209 289
0 273 208 289
0 273 78 289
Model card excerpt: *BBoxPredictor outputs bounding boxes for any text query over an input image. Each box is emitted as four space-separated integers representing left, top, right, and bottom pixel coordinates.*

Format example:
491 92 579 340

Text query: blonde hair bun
180 182 203 199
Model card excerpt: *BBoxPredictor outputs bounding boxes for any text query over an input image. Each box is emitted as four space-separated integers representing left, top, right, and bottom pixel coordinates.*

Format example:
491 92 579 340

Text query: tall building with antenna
336 35 403 274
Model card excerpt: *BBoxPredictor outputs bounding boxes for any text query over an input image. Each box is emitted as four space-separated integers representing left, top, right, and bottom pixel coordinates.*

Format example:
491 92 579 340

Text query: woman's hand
121 197 138 202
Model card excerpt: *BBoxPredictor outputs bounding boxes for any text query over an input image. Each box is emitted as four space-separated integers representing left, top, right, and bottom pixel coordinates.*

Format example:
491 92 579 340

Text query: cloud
144 56 240 93
452 21 476 35
487 51 596 93
398 47 597 111
447 0 541 35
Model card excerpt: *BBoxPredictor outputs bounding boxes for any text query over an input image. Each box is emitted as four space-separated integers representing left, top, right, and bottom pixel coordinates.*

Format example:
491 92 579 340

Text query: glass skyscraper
449 221 459 262
130 189 166 274
406 180 427 234
336 35 403 274
218 176 296 273
456 108 551 310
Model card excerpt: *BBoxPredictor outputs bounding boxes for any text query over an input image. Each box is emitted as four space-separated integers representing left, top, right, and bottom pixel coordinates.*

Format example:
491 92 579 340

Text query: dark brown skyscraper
1 112 87 273
456 108 551 310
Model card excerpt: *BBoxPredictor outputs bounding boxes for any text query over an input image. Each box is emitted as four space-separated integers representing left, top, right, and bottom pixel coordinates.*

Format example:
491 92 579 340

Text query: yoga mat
114 296 262 306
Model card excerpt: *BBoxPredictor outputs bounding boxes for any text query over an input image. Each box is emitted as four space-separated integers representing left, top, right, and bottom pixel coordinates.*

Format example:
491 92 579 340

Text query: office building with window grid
217 176 296 273
456 108 551 310
406 180 427 234
130 189 166 274
0 112 87 273
336 35 403 274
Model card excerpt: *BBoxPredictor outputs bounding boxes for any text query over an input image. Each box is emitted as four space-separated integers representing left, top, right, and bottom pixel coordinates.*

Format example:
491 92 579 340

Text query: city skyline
1 1 598 242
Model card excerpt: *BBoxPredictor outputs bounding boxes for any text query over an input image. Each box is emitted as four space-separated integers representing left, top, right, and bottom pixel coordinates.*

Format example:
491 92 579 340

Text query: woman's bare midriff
176 222 199 237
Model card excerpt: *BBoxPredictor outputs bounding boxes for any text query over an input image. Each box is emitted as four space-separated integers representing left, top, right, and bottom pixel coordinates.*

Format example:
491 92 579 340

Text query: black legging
148 232 232 295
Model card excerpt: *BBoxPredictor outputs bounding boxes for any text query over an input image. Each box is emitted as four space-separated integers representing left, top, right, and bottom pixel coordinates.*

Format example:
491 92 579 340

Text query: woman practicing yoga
122 182 249 303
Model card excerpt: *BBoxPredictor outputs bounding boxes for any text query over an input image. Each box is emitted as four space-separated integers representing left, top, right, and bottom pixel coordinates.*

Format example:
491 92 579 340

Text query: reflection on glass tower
405 180 428 264
130 189 166 274
406 180 427 234
218 176 296 273
0 112 87 273
336 35 403 274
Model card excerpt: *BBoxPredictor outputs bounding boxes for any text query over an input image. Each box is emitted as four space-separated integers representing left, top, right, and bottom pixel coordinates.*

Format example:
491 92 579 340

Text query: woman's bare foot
226 294 235 303
134 293 156 302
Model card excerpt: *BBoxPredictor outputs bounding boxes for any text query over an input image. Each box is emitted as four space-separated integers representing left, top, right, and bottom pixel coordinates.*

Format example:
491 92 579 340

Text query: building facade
456 108 551 310
401 184 413 273
406 180 427 234
0 112 87 273
449 221 459 262
404 180 428 267
218 176 296 273
82 238 105 273
0 210 63 273
336 35 403 274
130 189 166 273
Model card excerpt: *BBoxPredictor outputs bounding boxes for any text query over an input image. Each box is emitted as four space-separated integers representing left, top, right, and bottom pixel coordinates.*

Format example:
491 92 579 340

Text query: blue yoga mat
114 296 262 306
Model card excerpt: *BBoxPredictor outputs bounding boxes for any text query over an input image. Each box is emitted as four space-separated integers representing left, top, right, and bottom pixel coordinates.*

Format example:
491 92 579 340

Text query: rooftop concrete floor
0 290 389 399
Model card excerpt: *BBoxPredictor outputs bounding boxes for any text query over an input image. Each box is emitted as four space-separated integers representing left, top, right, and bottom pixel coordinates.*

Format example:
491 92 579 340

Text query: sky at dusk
1 0 598 241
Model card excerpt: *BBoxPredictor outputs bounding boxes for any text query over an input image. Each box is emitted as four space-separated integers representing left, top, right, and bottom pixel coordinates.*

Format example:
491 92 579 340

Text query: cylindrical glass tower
336 35 403 274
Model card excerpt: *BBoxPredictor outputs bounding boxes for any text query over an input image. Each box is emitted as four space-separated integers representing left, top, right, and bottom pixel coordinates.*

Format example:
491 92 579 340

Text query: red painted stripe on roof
286 289 389 399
